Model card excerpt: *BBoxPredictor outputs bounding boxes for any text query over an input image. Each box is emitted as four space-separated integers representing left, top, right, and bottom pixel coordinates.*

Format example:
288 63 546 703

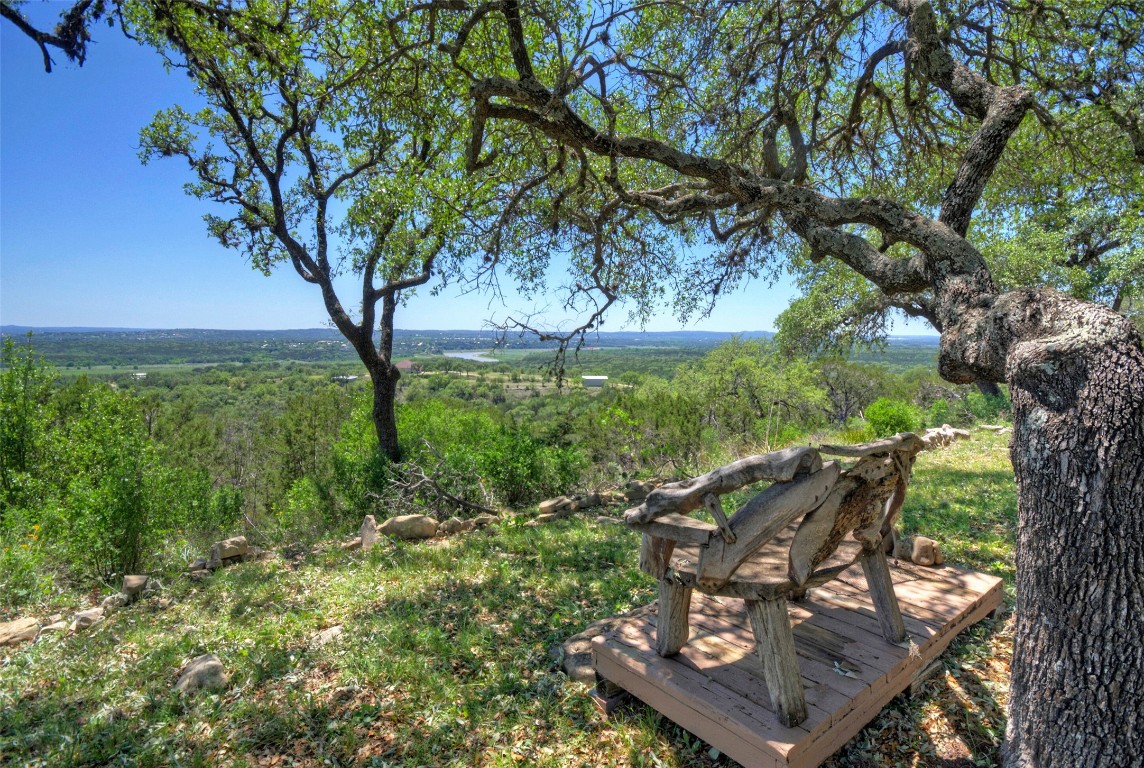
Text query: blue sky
0 5 934 335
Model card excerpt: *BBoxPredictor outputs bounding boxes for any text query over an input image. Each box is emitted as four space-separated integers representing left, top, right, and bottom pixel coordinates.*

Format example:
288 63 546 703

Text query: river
442 350 498 363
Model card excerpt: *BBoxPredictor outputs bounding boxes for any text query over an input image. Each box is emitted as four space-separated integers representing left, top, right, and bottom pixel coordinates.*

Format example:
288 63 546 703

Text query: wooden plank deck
592 560 1004 768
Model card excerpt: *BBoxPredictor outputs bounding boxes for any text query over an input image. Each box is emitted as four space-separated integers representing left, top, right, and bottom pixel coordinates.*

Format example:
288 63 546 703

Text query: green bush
1 342 228 590
331 400 392 517
864 397 922 438
398 399 584 508
927 398 952 427
277 476 331 541
1 337 56 512
52 386 205 580
0 508 55 608
966 390 1011 421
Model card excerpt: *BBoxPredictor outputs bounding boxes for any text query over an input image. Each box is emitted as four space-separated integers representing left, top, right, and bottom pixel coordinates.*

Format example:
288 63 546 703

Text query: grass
0 430 1017 767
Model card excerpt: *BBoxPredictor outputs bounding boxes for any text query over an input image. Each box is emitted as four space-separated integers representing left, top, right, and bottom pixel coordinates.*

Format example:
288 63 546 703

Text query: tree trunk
975 379 1003 399
370 364 401 463
1002 318 1144 767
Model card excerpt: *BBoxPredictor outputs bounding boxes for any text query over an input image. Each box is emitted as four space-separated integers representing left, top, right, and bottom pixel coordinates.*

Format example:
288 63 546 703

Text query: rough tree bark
368 362 402 463
999 296 1144 767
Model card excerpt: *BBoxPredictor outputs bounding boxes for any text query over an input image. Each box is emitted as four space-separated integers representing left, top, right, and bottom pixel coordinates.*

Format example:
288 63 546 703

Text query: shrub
864 398 922 438
927 398 952 427
277 476 332 541
966 390 1011 421
397 399 584 509
331 399 392 517
0 508 55 608
52 386 206 580
838 424 875 444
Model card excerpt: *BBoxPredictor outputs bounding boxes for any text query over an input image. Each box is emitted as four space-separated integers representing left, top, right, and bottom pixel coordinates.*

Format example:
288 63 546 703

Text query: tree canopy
440 3 1143 766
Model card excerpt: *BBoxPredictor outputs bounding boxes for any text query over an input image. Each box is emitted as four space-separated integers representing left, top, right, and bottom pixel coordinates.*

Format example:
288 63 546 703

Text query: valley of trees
2 0 1142 765
1 332 1001 585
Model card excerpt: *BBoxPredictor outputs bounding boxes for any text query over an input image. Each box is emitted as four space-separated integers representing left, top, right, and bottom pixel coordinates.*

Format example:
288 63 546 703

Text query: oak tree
450 1 1143 764
132 0 482 461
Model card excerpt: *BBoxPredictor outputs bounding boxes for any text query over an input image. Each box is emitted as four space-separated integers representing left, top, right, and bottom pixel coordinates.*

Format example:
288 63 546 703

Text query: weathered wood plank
680 599 870 701
631 514 715 546
594 634 794 765
859 548 908 643
668 522 862 601
746 598 809 728
624 447 823 524
656 579 692 657
635 614 849 745
639 534 676 579
697 463 841 589
806 583 939 641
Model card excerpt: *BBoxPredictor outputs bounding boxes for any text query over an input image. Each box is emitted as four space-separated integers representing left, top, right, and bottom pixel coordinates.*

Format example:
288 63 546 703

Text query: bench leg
656 579 692 657
746 597 808 727
860 548 908 643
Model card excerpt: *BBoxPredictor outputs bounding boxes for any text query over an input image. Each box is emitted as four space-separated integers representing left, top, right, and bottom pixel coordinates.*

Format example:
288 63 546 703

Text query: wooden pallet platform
592 560 1004 768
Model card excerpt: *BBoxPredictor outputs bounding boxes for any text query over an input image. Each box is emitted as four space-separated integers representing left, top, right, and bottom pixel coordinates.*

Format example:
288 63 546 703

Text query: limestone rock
595 515 623 526
341 537 363 551
625 479 657 502
378 514 438 540
911 536 942 567
207 535 251 569
0 617 40 646
175 654 228 695
439 516 465 535
310 624 344 648
921 424 972 450
471 513 499 528
100 593 129 614
555 605 657 685
73 607 105 630
538 496 572 515
534 513 560 525
359 515 379 551
123 575 149 599
188 557 208 572
39 620 69 635
188 569 211 581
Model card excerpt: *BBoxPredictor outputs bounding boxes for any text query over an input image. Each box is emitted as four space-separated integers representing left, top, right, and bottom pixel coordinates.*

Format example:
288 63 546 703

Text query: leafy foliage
864 397 923 438
397 399 584 509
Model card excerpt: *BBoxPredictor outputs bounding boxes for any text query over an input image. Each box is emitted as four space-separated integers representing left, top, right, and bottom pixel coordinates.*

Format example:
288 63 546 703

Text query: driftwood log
623 446 822 524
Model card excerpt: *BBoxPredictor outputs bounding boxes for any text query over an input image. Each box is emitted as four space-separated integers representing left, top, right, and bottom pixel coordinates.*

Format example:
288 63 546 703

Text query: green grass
900 431 1018 586
0 430 1018 767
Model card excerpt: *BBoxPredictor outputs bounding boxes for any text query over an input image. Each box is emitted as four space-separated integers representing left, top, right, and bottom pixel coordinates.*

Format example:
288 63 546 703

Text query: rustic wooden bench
624 433 926 728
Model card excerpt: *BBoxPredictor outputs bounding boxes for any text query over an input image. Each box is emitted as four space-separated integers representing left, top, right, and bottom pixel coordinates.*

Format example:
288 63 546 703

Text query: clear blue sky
0 5 934 335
